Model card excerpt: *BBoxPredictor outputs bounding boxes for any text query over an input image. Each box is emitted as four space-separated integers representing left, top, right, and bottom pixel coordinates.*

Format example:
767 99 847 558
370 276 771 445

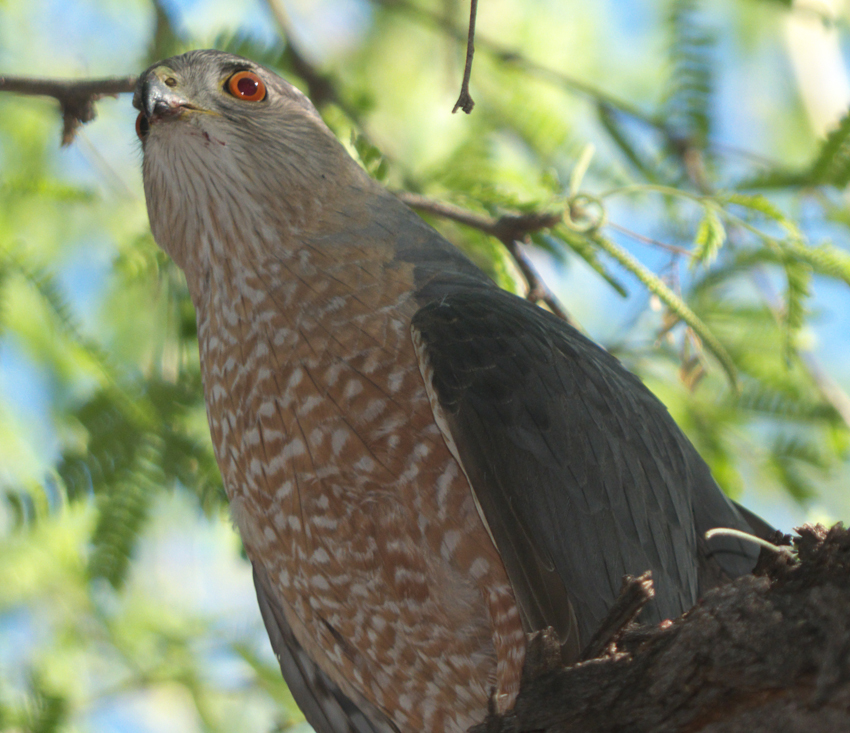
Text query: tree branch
0 75 137 145
476 524 850 733
579 571 654 662
396 191 572 322
452 0 479 114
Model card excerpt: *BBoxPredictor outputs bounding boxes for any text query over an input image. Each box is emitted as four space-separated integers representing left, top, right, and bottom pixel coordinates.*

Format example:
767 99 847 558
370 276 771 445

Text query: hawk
134 50 768 733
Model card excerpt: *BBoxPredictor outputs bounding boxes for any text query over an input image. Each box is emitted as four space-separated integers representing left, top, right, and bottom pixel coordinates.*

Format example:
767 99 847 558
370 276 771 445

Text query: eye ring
226 71 266 102
135 112 150 140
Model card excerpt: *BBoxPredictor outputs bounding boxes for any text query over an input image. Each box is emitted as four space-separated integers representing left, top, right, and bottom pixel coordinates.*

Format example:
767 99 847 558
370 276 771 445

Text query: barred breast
195 238 525 732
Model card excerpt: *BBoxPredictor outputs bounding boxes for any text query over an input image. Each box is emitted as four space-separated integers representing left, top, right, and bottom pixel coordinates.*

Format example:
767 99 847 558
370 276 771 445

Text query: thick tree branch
0 75 137 145
475 524 850 733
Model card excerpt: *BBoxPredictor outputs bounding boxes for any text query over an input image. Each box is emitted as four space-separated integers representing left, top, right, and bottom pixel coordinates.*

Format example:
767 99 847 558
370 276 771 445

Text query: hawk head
133 50 369 275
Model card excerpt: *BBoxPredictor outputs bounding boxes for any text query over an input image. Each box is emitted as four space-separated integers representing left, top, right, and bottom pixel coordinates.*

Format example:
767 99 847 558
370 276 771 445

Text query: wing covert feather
411 288 759 650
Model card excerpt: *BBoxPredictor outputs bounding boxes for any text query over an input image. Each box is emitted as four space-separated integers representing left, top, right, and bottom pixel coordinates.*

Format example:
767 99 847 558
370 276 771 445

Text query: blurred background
1 0 849 730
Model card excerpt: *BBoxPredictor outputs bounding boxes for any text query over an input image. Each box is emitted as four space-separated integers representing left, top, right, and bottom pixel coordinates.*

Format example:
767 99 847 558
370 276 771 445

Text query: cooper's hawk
134 50 768 733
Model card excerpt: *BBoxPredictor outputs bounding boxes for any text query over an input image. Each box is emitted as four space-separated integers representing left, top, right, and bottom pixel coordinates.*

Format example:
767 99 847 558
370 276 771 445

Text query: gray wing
253 565 399 733
411 286 763 656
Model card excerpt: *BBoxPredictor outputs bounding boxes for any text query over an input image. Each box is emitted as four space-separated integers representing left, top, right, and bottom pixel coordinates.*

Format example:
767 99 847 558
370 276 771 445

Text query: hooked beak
137 72 203 123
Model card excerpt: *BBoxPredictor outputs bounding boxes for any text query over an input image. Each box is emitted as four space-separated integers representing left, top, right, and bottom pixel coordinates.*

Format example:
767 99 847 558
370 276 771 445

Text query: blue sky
2 2 850 731
3 0 850 526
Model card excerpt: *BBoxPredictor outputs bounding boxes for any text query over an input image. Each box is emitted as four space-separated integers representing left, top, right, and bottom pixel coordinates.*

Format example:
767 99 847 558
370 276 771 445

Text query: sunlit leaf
691 206 725 267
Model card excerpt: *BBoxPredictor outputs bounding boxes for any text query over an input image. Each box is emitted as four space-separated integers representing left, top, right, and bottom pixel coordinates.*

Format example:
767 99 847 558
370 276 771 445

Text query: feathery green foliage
14 676 67 733
810 109 850 187
1 1 849 730
664 0 715 150
691 207 725 268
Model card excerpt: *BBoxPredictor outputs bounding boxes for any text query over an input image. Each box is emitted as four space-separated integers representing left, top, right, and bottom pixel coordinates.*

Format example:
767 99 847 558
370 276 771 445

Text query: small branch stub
580 571 654 661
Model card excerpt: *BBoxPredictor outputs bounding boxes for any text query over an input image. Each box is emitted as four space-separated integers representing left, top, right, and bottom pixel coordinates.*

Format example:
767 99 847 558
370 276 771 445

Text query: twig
452 0 479 114
398 192 560 240
580 571 655 661
373 0 661 130
0 75 137 145
607 222 693 258
397 192 572 322
373 0 784 181
505 240 567 319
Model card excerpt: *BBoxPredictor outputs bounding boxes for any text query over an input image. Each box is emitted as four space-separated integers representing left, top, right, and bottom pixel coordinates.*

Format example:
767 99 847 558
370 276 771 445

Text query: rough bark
474 524 850 733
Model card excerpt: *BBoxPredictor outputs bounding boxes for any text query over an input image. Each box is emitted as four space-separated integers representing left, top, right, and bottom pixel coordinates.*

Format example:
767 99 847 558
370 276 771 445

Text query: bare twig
397 191 573 322
373 0 660 130
452 0 479 114
580 571 655 661
607 222 693 258
373 0 781 181
0 75 137 146
398 192 560 241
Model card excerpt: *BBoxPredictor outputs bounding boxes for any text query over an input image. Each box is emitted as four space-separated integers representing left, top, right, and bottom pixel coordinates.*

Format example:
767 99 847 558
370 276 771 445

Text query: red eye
136 112 149 140
227 71 266 102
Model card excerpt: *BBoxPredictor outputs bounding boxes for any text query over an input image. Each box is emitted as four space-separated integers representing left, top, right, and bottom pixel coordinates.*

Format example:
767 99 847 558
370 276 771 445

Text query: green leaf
664 0 715 147
746 109 850 190
782 238 850 287
350 132 390 182
770 434 829 501
2 246 158 430
19 675 67 733
716 192 801 239
568 143 596 196
87 436 164 588
691 206 725 267
781 257 812 360
809 108 850 187
597 104 659 181
590 230 738 387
